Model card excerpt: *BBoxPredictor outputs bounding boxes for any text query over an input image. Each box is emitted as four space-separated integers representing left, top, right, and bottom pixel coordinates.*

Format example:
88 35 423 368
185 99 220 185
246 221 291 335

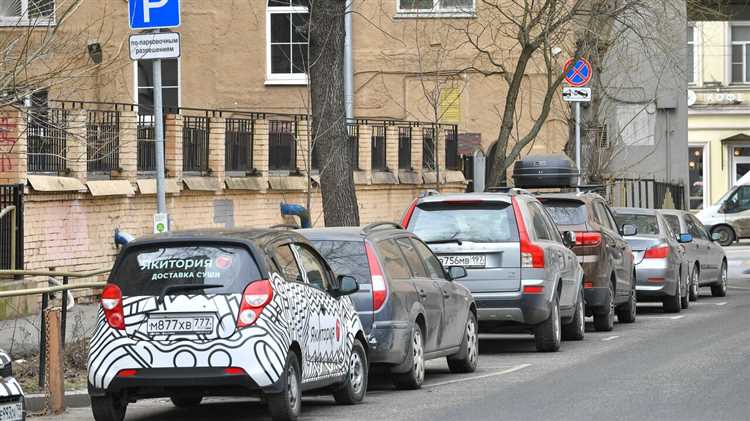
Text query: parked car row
84 189 729 421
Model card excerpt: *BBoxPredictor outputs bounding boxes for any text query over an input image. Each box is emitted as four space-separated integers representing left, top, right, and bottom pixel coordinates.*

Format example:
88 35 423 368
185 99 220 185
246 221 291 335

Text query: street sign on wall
563 58 592 87
129 32 181 60
129 0 181 30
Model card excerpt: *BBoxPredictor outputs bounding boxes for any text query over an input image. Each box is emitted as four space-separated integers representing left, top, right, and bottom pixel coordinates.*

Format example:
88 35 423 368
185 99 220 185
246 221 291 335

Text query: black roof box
512 154 579 189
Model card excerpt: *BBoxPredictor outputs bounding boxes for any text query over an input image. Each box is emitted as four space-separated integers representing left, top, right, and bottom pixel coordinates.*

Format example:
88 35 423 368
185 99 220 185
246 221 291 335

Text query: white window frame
687 23 699 85
266 2 309 86
132 59 182 115
396 0 476 18
730 23 750 84
688 143 709 210
0 0 55 27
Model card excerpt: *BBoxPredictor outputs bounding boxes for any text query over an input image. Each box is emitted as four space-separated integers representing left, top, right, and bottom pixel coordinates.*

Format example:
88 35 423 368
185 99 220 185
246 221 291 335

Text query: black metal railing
86 110 120 175
27 108 68 174
183 116 210 173
422 127 435 170
137 114 156 173
398 126 412 170
445 127 459 170
225 118 254 173
0 184 23 271
348 124 359 170
371 125 386 171
269 120 297 171
604 178 686 210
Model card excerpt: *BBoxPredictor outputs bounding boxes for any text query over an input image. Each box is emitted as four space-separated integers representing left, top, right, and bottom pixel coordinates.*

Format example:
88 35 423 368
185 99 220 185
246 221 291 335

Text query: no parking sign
563 58 592 87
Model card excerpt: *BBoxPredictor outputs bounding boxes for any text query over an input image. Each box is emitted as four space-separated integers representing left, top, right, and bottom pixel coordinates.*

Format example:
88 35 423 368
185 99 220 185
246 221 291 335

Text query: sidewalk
0 303 99 356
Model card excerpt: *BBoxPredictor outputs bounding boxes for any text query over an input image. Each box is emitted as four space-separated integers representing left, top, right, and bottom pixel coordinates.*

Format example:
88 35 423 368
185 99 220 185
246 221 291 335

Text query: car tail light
101 284 125 330
237 280 273 329
523 285 544 294
117 369 137 377
644 244 669 259
584 282 594 289
511 197 544 268
224 367 246 375
401 198 418 227
366 242 388 312
575 232 602 246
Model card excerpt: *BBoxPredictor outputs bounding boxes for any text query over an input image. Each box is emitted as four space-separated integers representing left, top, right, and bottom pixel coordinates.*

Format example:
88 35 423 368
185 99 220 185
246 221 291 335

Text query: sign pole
152 29 167 222
575 101 581 177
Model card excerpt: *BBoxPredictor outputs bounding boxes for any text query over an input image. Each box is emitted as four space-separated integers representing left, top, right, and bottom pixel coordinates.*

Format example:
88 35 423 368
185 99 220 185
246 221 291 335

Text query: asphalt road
35 247 750 421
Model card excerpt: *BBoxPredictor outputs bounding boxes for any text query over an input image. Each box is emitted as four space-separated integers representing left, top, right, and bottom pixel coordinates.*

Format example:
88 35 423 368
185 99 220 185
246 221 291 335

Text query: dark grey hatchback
299 223 478 390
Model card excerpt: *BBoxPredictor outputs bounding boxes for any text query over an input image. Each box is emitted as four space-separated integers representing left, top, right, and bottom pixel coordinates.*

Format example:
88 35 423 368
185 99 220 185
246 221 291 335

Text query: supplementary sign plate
129 32 181 60
562 87 592 102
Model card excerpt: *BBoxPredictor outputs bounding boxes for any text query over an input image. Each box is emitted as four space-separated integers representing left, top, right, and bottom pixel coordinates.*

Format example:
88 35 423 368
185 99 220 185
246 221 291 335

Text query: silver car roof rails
486 187 533 196
419 189 439 198
362 221 404 234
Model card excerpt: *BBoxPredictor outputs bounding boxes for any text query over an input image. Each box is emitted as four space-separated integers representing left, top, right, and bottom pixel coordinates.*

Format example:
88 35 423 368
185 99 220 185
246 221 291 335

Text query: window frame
688 143 708 210
133 59 182 114
292 243 334 291
396 0 476 18
395 236 429 278
0 0 55 27
266 1 309 85
687 23 698 85
730 23 750 84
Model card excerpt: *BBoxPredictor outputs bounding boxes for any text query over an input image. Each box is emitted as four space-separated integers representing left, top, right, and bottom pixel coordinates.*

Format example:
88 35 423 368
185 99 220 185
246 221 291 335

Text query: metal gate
0 184 23 270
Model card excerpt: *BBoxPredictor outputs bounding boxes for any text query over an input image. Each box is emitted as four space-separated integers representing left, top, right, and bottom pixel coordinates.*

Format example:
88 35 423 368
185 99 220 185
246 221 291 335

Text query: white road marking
728 286 750 290
637 315 684 320
716 302 728 306
426 364 531 388
669 315 685 320
602 335 620 341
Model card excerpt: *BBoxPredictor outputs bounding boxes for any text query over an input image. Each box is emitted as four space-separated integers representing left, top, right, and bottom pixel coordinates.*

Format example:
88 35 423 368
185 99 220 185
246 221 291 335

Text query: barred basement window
269 120 297 171
422 127 435 170
183 116 210 174
445 127 459 170
371 125 387 171
398 127 412 170
226 118 254 173
348 124 359 170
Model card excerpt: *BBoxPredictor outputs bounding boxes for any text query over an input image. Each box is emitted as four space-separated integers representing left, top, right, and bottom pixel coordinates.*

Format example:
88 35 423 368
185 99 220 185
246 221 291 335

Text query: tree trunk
309 0 360 226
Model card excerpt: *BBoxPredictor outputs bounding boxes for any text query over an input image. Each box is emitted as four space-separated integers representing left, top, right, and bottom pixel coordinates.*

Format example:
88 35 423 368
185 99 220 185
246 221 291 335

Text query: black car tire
535 294 561 352
392 323 425 390
663 279 682 313
170 394 203 408
562 289 585 341
447 312 479 373
616 282 637 324
333 339 368 405
593 283 615 332
91 394 127 421
689 265 699 302
711 260 728 298
267 352 302 421
712 225 735 247
680 277 690 310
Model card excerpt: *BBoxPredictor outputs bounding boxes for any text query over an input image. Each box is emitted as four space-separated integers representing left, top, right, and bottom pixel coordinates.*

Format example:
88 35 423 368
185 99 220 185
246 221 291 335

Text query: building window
445 128 459 170
731 25 750 84
267 0 309 85
687 25 697 84
269 120 297 172
136 59 180 114
688 145 707 210
371 125 387 171
398 127 412 170
0 0 54 26
422 127 435 170
397 0 475 16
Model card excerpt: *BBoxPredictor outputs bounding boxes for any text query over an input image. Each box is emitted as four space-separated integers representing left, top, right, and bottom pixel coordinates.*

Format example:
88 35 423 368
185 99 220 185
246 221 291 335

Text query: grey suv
300 223 478 389
402 192 585 352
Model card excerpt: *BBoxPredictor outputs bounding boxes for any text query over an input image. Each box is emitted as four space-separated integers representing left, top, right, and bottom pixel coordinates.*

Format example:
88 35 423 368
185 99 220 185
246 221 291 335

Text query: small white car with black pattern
0 349 24 421
87 228 368 421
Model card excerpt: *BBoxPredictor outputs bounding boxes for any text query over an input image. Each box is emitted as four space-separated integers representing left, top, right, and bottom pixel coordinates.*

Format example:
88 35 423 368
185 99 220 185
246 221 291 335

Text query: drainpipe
344 1 354 120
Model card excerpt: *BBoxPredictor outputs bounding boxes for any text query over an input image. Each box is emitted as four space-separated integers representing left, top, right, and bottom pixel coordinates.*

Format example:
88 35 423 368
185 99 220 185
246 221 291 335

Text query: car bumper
634 261 678 298
366 321 412 366
0 395 25 421
473 290 550 327
88 367 263 399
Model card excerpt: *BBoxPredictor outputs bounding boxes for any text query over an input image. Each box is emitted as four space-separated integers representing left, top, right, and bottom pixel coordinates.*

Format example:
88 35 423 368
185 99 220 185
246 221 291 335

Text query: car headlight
0 361 12 378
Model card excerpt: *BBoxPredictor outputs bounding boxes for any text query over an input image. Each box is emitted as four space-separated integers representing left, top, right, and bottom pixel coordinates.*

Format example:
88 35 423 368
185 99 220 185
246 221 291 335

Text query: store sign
701 92 744 105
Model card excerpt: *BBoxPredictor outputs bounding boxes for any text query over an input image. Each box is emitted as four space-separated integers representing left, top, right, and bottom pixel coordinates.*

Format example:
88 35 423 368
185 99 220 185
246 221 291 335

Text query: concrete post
208 116 226 185
66 109 88 183
164 114 183 180
0 107 27 184
118 111 138 181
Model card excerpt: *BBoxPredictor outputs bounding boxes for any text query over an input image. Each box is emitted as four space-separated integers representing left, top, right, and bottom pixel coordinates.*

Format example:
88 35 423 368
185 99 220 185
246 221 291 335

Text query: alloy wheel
607 286 615 326
413 328 425 384
287 364 299 409
553 302 561 344
348 350 364 396
721 264 728 294
577 297 585 336
466 316 478 366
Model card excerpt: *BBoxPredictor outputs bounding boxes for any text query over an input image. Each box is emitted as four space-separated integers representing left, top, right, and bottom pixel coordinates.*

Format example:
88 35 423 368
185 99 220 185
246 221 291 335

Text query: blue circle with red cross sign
564 58 592 87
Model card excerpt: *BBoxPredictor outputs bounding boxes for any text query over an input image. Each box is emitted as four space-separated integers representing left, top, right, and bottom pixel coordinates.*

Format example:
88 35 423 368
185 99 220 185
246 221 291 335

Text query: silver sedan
613 208 689 313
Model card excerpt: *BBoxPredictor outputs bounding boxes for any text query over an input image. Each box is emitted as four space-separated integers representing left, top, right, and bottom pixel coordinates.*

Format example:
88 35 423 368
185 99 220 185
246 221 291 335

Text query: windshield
716 186 737 205
614 213 660 236
311 240 371 285
407 202 519 243
111 244 261 295
539 199 587 226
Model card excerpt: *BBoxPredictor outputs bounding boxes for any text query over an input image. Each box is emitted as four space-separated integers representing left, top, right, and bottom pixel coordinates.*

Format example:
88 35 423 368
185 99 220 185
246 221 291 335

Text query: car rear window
614 213 660 236
408 202 519 243
111 244 261 295
539 199 587 226
311 240 372 285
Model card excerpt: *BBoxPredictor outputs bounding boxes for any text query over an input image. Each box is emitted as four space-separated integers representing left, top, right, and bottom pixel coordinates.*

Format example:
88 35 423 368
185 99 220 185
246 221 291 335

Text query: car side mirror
562 231 577 248
711 232 721 242
678 233 693 243
447 266 468 281
334 275 359 297
622 224 637 237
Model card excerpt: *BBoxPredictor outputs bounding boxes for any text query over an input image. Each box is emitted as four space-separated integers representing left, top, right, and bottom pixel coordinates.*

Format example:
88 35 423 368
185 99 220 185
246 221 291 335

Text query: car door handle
418 289 428 299
441 290 451 298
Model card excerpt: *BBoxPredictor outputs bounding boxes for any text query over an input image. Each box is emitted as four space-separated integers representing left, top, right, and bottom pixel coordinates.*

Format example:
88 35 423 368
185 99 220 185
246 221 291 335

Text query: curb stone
25 390 90 413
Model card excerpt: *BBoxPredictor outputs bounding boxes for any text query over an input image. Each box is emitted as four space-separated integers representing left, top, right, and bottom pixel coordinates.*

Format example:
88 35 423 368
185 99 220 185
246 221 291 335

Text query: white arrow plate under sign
563 87 592 102
129 32 181 61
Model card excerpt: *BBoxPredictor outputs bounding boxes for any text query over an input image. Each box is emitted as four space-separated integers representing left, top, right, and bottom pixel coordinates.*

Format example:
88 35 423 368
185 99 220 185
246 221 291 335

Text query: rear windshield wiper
426 239 463 245
158 284 223 305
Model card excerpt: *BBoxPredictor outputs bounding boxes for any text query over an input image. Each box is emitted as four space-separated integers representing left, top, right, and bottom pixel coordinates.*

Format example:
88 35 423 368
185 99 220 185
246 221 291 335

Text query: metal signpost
563 58 592 176
129 0 181 233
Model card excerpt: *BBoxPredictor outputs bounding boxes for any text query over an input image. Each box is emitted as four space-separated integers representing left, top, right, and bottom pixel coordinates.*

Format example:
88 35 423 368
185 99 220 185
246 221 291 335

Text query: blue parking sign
129 0 180 30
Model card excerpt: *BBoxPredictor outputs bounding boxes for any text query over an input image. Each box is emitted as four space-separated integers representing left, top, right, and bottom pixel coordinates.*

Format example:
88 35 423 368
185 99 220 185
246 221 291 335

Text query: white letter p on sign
143 0 169 23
